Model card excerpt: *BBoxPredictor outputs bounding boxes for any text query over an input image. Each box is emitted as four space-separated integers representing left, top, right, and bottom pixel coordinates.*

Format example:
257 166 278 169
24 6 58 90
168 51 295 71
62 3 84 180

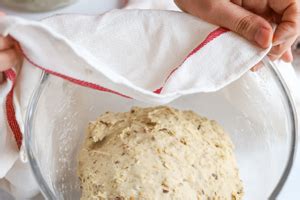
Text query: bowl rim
263 58 298 199
24 58 298 200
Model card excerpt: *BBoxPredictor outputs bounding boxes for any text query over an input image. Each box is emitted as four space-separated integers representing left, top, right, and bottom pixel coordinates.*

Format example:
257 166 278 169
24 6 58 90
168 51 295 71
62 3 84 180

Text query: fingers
251 61 264 71
271 1 299 47
0 12 22 82
0 36 15 50
241 0 269 14
0 48 19 71
252 48 293 72
269 0 298 15
0 37 19 72
0 73 3 83
175 0 273 48
0 12 16 75
269 0 299 62
212 3 274 48
174 0 192 13
231 0 242 6
281 49 293 62
268 36 297 61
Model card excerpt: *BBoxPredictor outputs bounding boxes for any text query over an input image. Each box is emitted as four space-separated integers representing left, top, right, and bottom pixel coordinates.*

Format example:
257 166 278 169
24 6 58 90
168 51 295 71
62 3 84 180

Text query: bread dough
78 106 243 200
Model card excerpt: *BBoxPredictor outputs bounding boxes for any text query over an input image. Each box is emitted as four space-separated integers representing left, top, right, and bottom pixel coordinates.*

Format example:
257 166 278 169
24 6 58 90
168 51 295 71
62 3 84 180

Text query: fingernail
251 62 263 72
255 27 271 48
268 54 277 61
283 53 293 63
273 31 294 45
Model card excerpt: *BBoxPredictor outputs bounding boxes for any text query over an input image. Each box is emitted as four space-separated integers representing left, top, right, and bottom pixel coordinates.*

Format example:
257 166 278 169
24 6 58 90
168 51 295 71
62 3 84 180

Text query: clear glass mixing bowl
0 0 77 12
25 59 297 200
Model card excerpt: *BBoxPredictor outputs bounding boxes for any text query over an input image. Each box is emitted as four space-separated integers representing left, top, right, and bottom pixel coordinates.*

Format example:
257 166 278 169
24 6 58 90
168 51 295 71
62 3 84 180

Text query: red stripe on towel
8 26 228 150
5 69 23 150
154 27 228 94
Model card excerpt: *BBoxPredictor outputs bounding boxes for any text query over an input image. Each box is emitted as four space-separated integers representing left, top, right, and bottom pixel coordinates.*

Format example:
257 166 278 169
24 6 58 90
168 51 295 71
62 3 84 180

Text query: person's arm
0 12 20 83
174 0 299 62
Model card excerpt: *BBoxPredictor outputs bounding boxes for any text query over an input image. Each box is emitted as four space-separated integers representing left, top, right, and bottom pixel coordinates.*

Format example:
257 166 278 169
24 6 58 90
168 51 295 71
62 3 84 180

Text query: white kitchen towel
125 0 179 10
0 5 272 199
125 0 300 109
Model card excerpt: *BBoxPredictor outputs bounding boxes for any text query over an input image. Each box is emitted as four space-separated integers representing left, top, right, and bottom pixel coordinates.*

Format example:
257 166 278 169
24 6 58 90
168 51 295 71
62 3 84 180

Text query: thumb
205 2 273 48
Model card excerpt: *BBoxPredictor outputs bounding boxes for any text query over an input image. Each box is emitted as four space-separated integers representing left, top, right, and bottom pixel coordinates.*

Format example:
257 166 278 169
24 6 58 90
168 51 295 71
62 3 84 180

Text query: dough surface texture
78 106 243 200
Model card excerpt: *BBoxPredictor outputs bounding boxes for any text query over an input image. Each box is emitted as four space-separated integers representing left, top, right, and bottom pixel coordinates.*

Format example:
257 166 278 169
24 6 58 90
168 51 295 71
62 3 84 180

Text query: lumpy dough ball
78 106 243 200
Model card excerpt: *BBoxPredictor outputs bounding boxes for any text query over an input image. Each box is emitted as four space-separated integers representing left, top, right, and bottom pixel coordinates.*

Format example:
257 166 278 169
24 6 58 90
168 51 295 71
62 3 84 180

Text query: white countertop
0 0 299 199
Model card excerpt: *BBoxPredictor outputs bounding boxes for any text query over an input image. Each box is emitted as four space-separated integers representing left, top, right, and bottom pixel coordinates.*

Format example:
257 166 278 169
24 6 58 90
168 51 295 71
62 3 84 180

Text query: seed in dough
78 106 244 200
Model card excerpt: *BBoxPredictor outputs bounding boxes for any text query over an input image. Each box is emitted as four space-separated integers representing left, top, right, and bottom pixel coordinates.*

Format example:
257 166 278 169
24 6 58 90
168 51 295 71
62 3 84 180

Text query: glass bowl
0 0 77 12
25 59 297 200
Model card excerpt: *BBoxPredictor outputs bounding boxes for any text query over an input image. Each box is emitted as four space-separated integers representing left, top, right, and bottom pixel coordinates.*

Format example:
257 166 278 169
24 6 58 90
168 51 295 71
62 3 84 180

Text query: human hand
0 12 20 83
174 0 299 63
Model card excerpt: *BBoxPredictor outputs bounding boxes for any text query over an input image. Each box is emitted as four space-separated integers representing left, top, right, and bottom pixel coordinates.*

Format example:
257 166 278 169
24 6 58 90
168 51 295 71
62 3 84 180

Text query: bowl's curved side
24 59 298 200
25 72 57 200
264 58 298 200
